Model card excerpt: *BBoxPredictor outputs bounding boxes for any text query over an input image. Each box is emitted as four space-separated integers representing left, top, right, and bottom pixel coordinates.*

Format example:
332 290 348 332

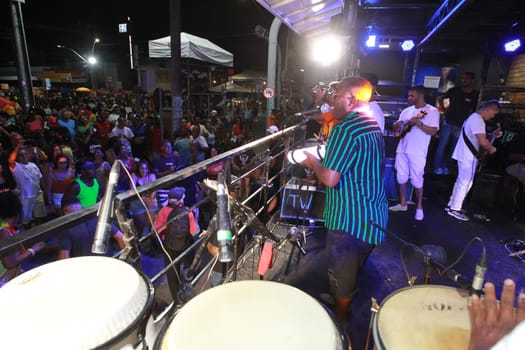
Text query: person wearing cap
300 77 388 326
58 196 125 259
154 186 199 300
68 160 100 208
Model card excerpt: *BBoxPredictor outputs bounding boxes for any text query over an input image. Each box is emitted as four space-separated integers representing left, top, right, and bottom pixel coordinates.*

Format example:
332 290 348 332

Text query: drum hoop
94 267 155 350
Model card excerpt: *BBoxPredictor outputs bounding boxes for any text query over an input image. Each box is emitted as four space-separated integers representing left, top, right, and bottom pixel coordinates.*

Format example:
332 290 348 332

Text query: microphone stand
370 222 472 290
115 199 142 271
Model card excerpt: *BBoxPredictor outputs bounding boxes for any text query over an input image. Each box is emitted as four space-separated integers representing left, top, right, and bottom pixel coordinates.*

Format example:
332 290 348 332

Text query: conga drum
373 285 470 349
0 256 154 350
155 280 349 349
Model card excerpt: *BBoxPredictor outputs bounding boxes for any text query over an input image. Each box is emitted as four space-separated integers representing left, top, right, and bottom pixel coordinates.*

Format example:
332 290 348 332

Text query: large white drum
373 285 470 350
155 280 348 350
0 256 154 350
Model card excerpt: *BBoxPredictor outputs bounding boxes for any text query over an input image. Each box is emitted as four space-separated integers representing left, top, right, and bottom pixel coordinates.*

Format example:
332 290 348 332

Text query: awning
148 32 234 67
209 82 253 93
255 0 343 38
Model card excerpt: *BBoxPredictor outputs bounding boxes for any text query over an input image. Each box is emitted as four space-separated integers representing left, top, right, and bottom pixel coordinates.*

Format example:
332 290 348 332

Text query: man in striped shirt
302 77 388 324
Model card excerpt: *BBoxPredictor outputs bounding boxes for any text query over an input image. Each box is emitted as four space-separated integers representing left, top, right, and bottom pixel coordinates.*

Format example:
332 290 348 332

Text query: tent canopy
209 82 252 93
148 32 234 67
230 70 266 81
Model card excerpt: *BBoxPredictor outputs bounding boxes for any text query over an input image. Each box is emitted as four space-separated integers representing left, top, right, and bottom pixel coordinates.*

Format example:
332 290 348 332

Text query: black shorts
327 229 375 298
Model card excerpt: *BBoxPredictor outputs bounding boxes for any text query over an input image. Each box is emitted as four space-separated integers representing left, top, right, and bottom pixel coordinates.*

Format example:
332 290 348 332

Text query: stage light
312 35 343 66
365 35 376 48
401 40 415 51
504 39 521 52
378 44 390 49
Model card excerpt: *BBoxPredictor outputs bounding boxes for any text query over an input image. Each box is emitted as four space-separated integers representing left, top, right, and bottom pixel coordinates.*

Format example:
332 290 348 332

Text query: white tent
148 32 234 67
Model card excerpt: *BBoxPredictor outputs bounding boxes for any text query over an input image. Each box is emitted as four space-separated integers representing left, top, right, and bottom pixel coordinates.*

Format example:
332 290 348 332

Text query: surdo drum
373 285 470 350
0 256 154 350
154 280 349 349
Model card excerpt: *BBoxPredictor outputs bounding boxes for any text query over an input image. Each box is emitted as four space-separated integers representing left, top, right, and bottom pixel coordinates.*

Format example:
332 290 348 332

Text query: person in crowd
300 77 388 324
190 125 209 164
150 118 162 159
75 113 93 157
0 111 20 152
446 100 502 221
206 148 224 180
0 191 45 286
93 146 111 195
107 104 121 127
46 155 75 216
8 143 47 229
130 160 157 235
94 109 111 149
388 86 440 221
24 111 45 148
433 71 479 175
153 187 199 301
232 139 255 200
68 159 100 208
173 118 192 168
131 116 148 159
231 116 244 141
58 109 76 141
153 140 182 207
110 116 134 157
504 132 525 186
468 279 525 350
205 121 216 151
58 196 125 259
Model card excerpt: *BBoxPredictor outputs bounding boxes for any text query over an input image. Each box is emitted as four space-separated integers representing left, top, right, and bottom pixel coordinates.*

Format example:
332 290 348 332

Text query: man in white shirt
446 100 501 221
110 117 135 156
389 86 440 220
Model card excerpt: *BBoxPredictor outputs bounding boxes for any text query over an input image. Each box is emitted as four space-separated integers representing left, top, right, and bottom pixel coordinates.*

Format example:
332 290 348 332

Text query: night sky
1 0 275 72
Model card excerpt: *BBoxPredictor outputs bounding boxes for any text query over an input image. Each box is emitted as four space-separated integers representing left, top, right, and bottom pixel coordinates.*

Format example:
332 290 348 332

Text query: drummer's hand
468 279 525 350
301 152 319 170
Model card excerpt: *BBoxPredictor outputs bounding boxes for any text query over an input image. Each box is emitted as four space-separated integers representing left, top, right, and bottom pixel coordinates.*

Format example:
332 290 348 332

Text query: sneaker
389 204 408 212
434 168 444 175
415 209 424 221
448 209 470 221
319 293 334 305
443 168 449 175
473 213 491 222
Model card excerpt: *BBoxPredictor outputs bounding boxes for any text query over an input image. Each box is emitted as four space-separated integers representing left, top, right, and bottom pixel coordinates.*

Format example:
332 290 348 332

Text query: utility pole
170 0 183 137
9 0 34 112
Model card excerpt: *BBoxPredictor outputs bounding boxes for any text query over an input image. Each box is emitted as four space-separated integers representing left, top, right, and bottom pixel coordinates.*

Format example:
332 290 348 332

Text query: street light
57 43 98 93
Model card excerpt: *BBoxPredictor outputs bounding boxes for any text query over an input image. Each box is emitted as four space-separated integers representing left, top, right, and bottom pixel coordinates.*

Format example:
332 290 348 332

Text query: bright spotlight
505 39 521 52
87 56 97 65
365 35 376 48
312 36 343 66
401 40 415 51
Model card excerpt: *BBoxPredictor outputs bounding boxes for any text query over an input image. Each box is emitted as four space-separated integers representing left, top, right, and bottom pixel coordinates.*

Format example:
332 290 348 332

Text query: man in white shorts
389 86 440 221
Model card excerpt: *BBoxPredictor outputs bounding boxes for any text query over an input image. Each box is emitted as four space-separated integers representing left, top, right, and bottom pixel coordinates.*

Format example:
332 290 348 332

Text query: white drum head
0 256 151 350
158 280 343 350
375 285 470 350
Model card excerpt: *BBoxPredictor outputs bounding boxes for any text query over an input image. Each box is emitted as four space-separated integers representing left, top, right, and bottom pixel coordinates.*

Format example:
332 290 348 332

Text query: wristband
27 248 36 256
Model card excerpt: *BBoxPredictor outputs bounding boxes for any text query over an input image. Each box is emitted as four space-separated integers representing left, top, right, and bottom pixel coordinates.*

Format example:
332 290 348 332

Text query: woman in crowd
47 155 75 216
130 159 157 235
93 147 111 195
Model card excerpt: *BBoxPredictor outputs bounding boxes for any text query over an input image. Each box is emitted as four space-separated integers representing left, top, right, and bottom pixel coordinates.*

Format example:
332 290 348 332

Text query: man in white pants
389 86 439 220
446 100 501 221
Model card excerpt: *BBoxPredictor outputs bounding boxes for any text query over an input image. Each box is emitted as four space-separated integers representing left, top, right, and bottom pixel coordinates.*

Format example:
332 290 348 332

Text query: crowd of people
0 90 280 287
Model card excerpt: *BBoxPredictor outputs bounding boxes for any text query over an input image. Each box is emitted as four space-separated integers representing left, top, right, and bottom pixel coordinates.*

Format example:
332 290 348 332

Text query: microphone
471 250 487 296
92 161 120 254
294 106 322 118
216 172 233 263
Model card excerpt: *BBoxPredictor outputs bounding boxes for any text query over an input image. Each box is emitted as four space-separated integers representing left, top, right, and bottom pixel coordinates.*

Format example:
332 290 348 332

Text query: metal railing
0 123 307 288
